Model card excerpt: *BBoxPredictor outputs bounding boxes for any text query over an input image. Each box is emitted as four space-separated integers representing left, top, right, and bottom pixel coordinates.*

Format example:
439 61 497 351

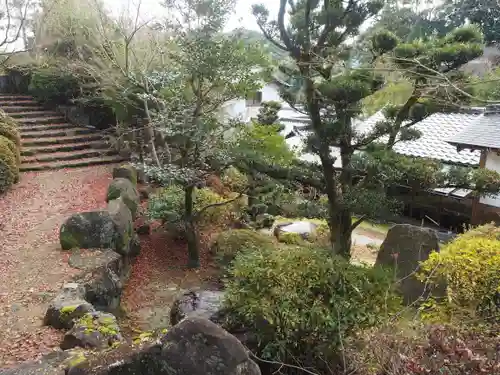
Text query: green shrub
419 224 500 321
224 247 401 367
0 121 20 147
211 229 275 267
277 231 305 245
0 138 18 193
28 68 80 104
148 185 241 237
0 135 20 166
221 166 248 192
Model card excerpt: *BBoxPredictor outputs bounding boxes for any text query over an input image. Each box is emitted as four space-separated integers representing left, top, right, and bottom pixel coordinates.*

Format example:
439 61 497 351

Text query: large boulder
106 197 135 256
44 283 95 330
106 178 140 219
375 224 441 305
71 249 125 312
67 318 261 375
60 312 123 350
59 212 119 251
170 290 226 326
273 221 317 239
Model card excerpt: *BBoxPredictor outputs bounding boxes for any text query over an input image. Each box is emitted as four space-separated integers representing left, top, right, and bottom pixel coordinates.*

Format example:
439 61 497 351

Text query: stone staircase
0 94 125 172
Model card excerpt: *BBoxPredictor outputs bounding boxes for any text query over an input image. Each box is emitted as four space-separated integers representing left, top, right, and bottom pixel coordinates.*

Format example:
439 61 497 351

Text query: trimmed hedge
0 137 18 193
0 135 20 166
0 120 21 147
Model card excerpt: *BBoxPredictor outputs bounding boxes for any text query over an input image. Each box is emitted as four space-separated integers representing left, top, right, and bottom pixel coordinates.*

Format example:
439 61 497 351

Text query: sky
103 0 280 31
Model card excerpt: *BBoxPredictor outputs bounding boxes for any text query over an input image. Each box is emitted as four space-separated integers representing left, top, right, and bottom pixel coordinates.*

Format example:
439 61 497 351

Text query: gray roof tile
358 111 481 166
448 112 500 150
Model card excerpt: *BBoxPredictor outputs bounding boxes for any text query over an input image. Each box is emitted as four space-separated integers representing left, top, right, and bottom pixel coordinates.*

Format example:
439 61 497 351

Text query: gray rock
59 211 119 251
0 351 68 375
170 290 226 326
106 178 140 219
106 198 134 256
44 283 95 330
375 224 441 305
112 165 137 185
66 318 260 375
273 221 317 239
60 312 123 350
70 249 126 312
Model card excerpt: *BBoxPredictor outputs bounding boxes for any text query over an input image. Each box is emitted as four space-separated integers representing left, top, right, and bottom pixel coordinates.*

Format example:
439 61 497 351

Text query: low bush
28 67 80 104
148 185 242 237
211 229 275 267
0 135 20 166
0 120 21 147
224 246 401 370
0 137 18 193
346 319 500 375
221 166 248 192
419 224 500 321
276 231 305 245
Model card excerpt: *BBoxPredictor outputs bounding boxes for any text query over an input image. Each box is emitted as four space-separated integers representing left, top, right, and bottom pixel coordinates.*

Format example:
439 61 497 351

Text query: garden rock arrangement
375 224 441 304
2 318 261 375
170 290 226 326
43 165 142 351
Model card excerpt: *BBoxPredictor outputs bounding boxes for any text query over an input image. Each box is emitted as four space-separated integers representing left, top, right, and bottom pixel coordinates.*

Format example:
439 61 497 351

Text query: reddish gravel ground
0 165 115 366
121 221 220 334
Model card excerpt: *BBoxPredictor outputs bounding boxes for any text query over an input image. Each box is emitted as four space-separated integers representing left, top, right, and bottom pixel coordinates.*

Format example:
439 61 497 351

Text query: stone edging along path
44 165 142 351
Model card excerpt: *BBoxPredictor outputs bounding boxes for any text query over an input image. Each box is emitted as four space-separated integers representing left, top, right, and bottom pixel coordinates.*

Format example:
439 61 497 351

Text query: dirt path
0 165 114 366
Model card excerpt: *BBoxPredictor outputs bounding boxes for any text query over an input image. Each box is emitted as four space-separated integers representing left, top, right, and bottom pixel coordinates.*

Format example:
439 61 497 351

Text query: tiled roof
448 111 500 150
358 111 482 166
278 107 482 166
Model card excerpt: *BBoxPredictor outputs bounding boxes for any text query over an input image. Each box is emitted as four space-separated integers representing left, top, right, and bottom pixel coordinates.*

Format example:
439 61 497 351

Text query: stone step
21 141 106 156
0 95 33 101
0 99 39 107
21 127 94 139
22 133 103 147
22 149 117 164
19 123 78 132
17 116 67 124
8 110 60 118
2 106 47 114
20 155 125 172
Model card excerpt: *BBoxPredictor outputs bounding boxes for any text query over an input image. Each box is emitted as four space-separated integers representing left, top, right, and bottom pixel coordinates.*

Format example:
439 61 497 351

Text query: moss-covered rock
112 165 138 185
60 312 123 350
106 178 140 219
59 211 119 251
44 283 95 330
107 197 135 256
211 229 275 268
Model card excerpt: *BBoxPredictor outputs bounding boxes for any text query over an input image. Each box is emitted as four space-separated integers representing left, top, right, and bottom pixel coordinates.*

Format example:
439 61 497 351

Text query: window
245 91 262 106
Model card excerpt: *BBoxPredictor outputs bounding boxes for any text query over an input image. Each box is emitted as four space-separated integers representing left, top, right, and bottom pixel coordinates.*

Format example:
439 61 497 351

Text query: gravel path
0 165 114 366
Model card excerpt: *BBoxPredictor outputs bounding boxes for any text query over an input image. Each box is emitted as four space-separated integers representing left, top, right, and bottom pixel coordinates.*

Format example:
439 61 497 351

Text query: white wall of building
480 151 500 207
219 82 283 123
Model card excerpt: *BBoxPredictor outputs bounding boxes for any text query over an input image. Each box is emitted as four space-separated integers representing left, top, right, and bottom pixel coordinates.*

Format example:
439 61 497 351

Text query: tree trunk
184 186 200 268
332 209 353 259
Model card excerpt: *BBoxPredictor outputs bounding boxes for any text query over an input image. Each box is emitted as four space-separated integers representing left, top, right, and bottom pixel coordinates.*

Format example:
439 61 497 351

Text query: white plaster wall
261 83 281 102
480 151 500 207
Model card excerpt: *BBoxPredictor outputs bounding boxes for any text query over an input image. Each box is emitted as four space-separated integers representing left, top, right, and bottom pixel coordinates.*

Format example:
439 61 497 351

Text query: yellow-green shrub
0 135 20 166
211 229 275 267
0 120 20 147
221 166 248 192
419 224 500 321
0 138 18 193
224 246 401 368
277 231 305 245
